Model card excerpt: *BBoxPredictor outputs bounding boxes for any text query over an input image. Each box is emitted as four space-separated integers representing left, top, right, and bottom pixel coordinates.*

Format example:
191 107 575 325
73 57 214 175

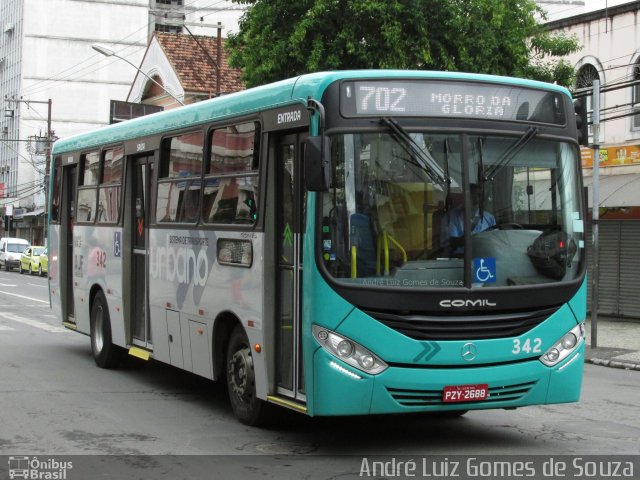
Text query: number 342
512 338 542 354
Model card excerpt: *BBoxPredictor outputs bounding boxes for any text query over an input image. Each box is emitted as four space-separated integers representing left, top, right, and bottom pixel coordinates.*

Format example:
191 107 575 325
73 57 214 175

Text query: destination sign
341 80 565 125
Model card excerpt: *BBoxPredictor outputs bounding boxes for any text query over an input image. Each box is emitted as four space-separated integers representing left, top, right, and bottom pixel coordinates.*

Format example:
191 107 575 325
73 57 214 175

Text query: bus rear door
127 154 153 350
62 164 77 325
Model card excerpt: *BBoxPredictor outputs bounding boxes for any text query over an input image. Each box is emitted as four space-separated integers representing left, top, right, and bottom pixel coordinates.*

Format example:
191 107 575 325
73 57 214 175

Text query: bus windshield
320 131 585 288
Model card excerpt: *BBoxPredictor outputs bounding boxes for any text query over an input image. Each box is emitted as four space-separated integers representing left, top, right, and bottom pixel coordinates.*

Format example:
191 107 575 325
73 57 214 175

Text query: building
128 31 244 108
0 0 244 245
545 1 640 318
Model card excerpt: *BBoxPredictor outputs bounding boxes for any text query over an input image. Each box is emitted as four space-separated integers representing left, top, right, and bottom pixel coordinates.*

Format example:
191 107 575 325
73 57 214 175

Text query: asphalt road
0 270 638 478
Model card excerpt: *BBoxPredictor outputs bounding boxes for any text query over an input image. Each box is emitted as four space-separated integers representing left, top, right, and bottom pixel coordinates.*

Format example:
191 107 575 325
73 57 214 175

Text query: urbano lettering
150 236 209 287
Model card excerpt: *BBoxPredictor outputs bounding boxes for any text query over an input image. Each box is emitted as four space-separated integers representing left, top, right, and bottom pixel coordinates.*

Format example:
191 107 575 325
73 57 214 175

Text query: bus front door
275 133 306 402
130 155 153 349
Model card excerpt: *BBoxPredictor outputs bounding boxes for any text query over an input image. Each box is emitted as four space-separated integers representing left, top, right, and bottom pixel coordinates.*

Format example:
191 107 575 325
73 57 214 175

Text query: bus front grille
365 307 559 340
386 381 537 407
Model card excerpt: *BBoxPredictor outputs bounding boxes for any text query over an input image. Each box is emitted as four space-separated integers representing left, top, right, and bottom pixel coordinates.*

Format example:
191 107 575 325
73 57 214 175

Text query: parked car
38 248 48 277
19 246 46 276
0 237 30 271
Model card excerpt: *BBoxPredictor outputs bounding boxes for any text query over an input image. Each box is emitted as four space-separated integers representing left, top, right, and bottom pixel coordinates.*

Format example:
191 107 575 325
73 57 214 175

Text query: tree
226 0 580 88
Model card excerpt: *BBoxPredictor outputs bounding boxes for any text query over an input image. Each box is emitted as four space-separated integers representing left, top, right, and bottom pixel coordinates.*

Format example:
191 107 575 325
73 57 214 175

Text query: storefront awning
19 208 45 218
583 173 640 208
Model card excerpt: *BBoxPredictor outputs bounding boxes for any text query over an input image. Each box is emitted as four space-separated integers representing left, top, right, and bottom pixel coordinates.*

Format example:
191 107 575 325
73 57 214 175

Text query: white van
0 237 30 271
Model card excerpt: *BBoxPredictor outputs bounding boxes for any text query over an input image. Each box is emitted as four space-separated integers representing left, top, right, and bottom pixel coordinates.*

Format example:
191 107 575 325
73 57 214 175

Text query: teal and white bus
48 70 587 425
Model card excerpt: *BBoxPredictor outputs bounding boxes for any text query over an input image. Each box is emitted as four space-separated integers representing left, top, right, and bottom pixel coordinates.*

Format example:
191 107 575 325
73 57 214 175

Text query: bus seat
431 200 446 255
350 213 377 277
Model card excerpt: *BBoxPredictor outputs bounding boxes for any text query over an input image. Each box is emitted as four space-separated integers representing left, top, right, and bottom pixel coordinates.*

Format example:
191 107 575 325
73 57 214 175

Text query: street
0 270 639 477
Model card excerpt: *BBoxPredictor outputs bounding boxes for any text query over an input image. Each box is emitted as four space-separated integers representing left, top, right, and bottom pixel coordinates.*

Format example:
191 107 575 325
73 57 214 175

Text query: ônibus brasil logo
8 456 73 480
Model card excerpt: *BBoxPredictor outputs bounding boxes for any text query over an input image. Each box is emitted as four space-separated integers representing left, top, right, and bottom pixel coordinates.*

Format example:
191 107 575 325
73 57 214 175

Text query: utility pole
590 80 600 349
4 97 53 162
4 98 52 141
3 97 53 243
183 21 224 96
216 22 222 97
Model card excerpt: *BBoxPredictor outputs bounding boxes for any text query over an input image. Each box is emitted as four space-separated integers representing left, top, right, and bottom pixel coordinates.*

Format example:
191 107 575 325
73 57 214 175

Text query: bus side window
204 121 260 225
77 151 99 223
97 146 124 224
180 182 201 222
156 131 204 224
50 157 63 224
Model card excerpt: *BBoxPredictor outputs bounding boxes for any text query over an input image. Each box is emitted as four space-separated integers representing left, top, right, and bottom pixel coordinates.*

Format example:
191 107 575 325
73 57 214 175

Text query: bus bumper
311 343 584 416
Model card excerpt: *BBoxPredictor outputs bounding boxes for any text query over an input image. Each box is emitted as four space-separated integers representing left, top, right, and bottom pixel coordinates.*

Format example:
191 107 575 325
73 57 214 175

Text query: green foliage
227 0 580 88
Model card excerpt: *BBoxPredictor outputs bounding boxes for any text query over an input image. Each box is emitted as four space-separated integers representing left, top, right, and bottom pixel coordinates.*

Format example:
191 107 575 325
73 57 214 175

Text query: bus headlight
312 325 388 375
540 323 585 367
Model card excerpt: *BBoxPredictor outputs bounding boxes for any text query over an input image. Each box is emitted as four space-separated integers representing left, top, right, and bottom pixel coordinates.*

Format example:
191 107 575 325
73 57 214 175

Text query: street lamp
91 43 185 107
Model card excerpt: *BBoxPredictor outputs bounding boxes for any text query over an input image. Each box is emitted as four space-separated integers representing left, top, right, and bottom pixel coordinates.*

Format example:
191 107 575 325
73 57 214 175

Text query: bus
48 70 587 425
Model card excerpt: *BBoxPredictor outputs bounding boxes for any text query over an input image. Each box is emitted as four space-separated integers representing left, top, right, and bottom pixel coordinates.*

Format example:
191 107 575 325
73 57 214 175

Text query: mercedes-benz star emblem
461 342 477 361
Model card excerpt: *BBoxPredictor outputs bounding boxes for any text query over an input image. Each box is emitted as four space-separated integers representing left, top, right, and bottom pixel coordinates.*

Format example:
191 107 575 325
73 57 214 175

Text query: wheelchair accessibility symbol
473 257 496 283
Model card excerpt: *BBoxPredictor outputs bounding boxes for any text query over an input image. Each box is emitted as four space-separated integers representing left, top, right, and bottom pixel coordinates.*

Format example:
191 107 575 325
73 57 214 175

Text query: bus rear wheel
226 325 271 426
90 290 123 369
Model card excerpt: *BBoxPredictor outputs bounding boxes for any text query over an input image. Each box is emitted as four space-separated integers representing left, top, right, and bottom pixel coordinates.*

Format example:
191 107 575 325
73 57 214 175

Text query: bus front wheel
90 290 123 369
226 325 271 426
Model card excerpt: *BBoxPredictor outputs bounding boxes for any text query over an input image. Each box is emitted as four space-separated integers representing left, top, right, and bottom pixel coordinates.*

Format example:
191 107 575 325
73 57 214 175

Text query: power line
601 109 639 123
20 0 236 98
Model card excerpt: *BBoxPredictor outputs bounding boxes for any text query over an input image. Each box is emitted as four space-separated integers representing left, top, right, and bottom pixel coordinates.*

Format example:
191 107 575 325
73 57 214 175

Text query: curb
587 358 640 371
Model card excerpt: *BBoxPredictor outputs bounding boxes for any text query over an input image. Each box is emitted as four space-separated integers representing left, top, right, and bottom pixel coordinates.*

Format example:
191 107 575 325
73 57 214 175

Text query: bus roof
51 70 571 155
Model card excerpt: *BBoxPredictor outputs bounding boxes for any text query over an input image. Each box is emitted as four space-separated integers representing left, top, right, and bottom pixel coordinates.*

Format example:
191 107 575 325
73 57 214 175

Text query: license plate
442 384 489 403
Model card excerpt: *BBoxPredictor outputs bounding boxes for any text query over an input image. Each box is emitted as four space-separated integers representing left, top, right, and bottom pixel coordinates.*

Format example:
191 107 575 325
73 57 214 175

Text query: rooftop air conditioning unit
4 23 14 33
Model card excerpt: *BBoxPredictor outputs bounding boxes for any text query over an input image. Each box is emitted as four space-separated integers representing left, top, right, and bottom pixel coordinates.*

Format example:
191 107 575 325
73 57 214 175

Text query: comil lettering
440 299 497 308
277 110 302 124
150 237 209 287
431 92 512 118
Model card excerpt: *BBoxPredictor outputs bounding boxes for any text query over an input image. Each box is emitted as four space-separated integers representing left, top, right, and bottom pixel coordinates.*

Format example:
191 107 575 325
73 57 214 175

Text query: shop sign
581 144 640 168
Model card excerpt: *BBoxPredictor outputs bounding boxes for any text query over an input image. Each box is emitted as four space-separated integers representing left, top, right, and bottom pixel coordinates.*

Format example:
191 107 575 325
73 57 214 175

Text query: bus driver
445 183 496 255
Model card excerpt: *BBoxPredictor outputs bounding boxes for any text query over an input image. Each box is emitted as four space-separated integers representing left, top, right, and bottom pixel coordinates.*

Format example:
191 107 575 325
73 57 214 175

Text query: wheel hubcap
94 306 104 353
228 347 255 403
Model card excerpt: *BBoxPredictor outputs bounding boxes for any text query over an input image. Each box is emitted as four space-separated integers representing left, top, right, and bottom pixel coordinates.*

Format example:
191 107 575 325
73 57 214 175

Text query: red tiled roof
154 32 244 96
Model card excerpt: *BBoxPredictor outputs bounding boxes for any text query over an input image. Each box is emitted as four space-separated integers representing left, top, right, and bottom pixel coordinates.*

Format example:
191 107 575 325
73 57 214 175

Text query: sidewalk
584 315 640 371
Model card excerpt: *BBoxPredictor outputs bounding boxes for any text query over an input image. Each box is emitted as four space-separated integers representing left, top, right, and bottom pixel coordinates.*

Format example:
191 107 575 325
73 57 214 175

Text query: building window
156 0 183 5
633 64 640 130
155 23 183 34
576 64 600 142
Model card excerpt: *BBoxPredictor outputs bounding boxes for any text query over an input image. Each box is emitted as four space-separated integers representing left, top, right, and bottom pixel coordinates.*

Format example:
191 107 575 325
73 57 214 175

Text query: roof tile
154 32 244 96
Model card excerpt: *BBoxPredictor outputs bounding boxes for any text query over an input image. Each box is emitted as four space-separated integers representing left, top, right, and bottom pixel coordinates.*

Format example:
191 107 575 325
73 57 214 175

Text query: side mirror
304 136 330 192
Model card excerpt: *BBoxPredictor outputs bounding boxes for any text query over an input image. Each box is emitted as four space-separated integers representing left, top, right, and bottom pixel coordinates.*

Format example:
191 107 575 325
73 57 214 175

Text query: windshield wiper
477 137 485 219
484 127 538 181
380 117 449 187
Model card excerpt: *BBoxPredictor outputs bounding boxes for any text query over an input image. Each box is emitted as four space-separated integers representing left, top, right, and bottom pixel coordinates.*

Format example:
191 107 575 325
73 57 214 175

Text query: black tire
226 324 271 426
38 265 43 277
19 264 24 274
90 290 124 369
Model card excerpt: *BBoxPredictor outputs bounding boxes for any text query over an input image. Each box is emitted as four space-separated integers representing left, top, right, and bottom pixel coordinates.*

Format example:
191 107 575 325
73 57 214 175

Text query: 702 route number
512 338 542 355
